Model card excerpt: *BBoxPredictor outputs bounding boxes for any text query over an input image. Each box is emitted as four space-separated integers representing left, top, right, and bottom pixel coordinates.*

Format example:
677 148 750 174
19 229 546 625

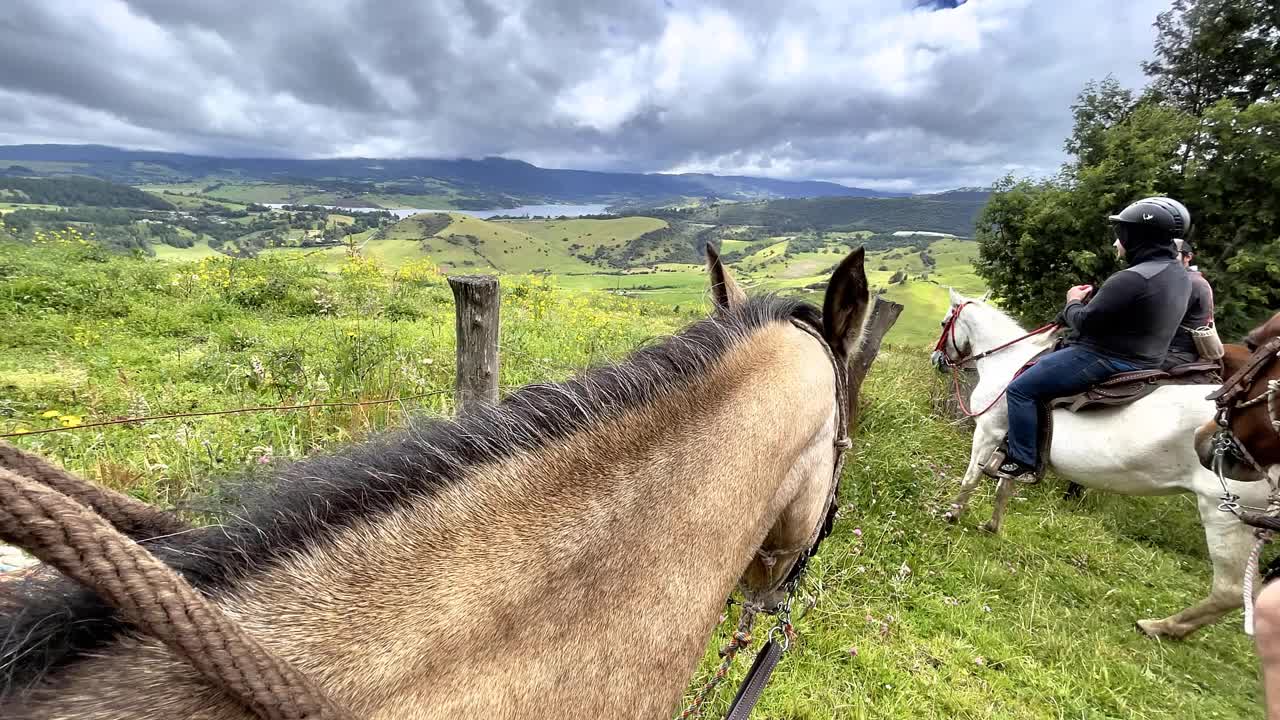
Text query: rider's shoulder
1120 259 1180 281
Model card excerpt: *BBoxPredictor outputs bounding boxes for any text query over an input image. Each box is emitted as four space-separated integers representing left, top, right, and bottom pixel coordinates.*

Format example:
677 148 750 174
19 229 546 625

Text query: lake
264 203 611 219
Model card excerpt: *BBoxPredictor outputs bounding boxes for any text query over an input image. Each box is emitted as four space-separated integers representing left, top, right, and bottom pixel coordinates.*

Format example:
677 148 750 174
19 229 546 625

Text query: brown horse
1195 310 1280 482
0 248 871 719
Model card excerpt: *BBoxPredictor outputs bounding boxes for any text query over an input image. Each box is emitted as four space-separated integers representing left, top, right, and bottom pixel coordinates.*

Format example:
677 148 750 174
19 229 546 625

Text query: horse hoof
1135 619 1166 638
981 521 1000 534
942 503 965 524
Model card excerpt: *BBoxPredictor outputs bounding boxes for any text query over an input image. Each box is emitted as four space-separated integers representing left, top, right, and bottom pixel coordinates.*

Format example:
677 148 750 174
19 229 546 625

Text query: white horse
933 289 1267 639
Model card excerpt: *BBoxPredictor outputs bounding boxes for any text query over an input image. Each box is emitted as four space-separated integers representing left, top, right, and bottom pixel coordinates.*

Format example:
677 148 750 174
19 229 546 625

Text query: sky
0 0 1171 192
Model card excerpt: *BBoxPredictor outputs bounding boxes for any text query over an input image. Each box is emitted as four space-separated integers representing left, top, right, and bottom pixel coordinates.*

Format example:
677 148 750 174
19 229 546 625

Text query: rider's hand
1066 285 1094 303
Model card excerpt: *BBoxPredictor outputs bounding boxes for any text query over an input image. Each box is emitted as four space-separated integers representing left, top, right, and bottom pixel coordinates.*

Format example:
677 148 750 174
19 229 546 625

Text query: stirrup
982 449 1039 485
981 444 1007 479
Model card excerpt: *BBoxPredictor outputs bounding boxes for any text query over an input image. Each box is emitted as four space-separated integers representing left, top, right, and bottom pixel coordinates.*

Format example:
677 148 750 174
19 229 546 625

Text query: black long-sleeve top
1059 245 1192 368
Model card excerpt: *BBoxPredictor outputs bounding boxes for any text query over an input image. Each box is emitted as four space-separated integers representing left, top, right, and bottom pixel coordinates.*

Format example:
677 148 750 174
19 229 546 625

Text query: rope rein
0 442 189 540
678 606 759 718
0 467 354 720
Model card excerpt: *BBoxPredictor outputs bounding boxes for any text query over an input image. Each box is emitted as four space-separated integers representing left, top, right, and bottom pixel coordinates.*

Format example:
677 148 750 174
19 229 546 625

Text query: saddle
1047 361 1223 412
1001 354 1223 484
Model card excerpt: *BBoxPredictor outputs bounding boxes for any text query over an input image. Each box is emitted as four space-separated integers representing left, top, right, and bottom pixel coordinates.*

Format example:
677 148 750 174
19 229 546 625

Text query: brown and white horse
0 248 870 719
1196 310 1280 483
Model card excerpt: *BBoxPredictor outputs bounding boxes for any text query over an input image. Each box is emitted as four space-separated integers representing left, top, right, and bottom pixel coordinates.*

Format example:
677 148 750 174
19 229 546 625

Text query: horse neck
962 307 1049 382
261 324 837 718
40 323 839 720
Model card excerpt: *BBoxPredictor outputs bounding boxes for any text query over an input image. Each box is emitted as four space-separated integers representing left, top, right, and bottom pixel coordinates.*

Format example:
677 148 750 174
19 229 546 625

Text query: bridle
932 302 1058 418
745 317 852 601
1205 335 1280 636
677 315 851 720
1208 336 1280 521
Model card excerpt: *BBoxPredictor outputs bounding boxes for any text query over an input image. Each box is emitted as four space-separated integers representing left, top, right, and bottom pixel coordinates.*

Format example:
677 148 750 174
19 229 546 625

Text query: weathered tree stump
448 275 500 414
846 296 904 434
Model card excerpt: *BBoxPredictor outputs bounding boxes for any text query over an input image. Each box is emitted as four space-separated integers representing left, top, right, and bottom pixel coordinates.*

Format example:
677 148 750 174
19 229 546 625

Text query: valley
0 170 989 345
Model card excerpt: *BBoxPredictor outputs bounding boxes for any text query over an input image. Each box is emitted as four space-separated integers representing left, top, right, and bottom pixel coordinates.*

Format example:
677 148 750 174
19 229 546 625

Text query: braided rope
1245 532 1269 636
0 441 189 540
678 605 758 719
0 467 354 720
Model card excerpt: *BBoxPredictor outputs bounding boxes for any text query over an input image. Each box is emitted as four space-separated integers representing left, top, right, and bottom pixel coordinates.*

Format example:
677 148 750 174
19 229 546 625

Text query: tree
1142 0 1280 113
1182 99 1280 331
975 0 1280 336
1065 76 1136 169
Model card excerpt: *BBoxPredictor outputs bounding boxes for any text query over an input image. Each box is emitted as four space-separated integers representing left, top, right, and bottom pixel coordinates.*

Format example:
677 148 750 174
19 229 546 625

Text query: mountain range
0 144 910 205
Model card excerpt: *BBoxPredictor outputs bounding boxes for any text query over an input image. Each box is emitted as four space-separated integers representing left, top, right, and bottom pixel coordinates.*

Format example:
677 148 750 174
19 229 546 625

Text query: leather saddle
1047 361 1223 412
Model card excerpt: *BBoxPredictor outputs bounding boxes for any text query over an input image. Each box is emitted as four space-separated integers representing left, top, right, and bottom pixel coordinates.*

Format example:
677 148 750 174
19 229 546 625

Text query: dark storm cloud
0 0 1171 191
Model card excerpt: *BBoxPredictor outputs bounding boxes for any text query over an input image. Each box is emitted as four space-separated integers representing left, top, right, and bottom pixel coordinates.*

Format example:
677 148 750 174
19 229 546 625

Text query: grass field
150 238 224 261
136 181 468 210
150 190 250 212
0 202 61 214
0 238 1264 717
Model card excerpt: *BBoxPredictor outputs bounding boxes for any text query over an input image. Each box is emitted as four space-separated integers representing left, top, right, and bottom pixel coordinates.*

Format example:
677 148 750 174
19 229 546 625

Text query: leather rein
678 316 852 720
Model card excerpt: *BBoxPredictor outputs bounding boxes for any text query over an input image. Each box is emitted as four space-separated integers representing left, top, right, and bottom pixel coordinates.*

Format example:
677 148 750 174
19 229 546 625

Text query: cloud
0 0 1170 191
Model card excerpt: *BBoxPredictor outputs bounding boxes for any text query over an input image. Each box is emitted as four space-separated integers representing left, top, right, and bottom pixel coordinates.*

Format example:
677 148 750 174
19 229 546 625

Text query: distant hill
652 193 990 236
914 188 993 202
0 144 899 204
0 176 173 210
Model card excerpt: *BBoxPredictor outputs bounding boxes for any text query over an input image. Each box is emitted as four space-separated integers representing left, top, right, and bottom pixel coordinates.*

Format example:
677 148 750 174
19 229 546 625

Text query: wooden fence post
448 275 500 414
846 296 904 434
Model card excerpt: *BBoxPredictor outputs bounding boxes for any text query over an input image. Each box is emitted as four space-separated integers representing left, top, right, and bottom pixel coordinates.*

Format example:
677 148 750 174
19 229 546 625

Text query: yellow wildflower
59 415 83 428
41 410 60 419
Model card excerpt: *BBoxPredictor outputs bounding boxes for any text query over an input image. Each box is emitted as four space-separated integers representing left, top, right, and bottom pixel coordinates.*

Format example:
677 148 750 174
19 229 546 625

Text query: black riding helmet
1108 196 1191 251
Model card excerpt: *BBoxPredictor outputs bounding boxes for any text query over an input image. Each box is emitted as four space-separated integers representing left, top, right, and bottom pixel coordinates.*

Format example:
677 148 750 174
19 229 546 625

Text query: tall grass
0 236 686 505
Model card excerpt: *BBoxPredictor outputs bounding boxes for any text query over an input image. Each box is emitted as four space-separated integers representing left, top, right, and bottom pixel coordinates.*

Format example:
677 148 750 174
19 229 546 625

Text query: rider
986 197 1193 483
1163 237 1216 369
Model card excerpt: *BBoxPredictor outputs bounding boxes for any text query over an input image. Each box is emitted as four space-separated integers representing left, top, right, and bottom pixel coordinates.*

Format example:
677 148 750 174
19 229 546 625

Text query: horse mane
0 294 821 698
955 296 1055 346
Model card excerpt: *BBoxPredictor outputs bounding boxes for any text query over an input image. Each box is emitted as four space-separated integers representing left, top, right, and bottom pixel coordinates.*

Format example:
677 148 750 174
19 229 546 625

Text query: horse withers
932 290 1268 639
0 247 871 719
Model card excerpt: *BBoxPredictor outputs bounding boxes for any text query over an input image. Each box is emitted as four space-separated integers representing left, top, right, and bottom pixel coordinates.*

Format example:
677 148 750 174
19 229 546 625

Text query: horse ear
705 243 746 313
822 247 870 357
948 287 965 306
979 290 992 303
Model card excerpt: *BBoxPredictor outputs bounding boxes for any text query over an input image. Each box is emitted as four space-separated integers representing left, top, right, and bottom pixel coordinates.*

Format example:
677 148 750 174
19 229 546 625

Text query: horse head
930 288 983 372
704 244 869 610
1195 310 1280 482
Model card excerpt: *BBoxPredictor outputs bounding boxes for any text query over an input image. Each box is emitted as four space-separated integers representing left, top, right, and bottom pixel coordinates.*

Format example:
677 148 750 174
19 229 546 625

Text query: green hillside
247 214 983 347
0 176 173 210
662 195 988 235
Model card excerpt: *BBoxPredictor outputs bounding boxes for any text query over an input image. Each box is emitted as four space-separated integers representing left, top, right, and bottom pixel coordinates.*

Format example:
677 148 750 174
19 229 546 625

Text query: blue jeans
1005 346 1143 466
